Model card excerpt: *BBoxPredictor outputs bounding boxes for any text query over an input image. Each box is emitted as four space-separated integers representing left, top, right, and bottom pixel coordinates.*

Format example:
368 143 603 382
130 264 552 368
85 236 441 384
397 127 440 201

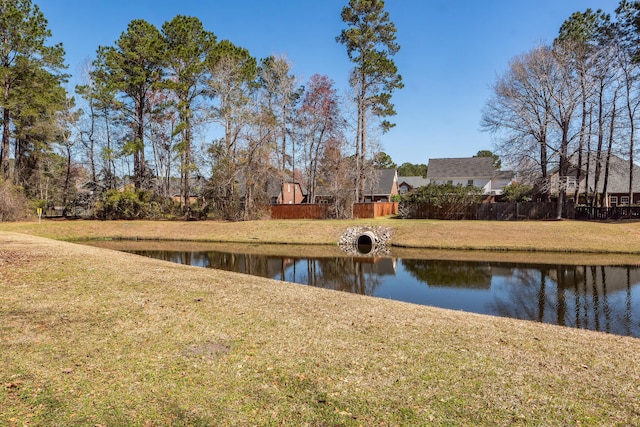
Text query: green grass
1 220 640 425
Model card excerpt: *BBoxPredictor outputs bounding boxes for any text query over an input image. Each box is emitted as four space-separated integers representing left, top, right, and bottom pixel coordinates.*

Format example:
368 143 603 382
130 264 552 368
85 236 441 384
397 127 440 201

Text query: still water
98 242 640 338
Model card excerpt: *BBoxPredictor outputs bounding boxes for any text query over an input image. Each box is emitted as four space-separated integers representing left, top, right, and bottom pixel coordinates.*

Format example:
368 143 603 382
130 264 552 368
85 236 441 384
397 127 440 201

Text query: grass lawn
1 219 640 426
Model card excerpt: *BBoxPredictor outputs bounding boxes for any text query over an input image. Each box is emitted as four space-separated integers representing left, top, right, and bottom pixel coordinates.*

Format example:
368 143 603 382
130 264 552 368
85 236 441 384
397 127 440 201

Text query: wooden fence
477 202 560 221
270 202 398 220
353 202 399 219
575 206 640 220
270 204 330 220
270 201 601 221
401 202 569 220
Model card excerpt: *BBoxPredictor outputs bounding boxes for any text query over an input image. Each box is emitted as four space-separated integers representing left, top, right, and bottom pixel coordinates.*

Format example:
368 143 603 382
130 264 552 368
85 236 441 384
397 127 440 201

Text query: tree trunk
626 87 635 205
1 80 11 180
182 109 191 210
62 143 72 217
134 96 145 189
574 81 588 202
593 80 605 207
557 122 570 220
602 89 618 207
358 73 368 203
540 133 548 202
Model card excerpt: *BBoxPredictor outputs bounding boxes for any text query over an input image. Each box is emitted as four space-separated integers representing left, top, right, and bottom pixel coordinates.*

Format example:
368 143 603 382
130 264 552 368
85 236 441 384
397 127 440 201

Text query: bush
0 180 28 221
501 183 533 202
94 189 163 220
398 183 483 219
400 183 483 207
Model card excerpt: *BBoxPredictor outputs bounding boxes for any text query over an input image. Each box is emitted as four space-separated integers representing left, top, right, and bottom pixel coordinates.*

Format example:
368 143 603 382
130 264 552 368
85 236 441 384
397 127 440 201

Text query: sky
38 0 619 167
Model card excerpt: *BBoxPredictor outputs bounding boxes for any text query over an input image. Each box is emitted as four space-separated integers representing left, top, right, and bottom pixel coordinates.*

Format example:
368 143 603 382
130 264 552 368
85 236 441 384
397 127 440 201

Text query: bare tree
482 45 555 199
298 74 344 203
206 41 257 219
258 55 299 179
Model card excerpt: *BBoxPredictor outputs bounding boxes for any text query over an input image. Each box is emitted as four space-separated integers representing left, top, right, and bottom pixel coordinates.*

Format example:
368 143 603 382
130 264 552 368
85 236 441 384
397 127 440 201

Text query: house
398 176 429 194
426 157 515 196
362 169 399 202
268 179 307 204
548 154 640 206
312 168 399 204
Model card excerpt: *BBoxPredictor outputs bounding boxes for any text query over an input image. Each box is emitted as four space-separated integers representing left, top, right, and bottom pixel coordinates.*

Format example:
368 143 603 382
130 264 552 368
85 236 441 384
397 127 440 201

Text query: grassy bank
1 220 640 425
4 217 640 254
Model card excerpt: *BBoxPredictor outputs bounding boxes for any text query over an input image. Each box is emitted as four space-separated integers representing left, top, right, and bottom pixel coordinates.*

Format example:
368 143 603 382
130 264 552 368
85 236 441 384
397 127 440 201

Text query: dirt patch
0 249 41 268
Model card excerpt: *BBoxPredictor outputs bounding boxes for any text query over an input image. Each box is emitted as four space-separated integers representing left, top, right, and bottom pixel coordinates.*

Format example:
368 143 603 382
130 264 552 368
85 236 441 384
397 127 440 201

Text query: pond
90 241 640 338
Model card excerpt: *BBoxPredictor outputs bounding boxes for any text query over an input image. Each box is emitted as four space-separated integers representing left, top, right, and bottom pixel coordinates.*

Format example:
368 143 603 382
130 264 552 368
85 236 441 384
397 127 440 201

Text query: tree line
0 0 402 221
483 1 640 216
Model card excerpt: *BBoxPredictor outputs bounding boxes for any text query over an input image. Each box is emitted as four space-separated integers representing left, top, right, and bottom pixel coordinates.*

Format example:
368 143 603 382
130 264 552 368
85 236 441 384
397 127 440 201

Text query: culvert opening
356 232 375 255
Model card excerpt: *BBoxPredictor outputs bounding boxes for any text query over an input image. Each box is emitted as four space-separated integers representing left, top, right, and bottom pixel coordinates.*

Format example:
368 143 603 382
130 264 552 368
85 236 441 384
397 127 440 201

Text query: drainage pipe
356 231 376 255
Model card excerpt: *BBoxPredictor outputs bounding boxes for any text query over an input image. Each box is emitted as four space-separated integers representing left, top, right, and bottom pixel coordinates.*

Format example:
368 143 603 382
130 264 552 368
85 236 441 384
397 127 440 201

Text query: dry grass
1 221 640 425
5 218 640 254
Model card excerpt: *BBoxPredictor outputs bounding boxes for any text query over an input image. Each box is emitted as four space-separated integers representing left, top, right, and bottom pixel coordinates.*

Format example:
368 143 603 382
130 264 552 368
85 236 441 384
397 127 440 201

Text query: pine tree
0 0 66 181
337 0 403 202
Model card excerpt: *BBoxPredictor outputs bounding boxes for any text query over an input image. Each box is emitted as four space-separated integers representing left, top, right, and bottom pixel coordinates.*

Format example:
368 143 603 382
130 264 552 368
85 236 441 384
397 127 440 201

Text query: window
559 176 576 190
446 180 453 185
621 196 630 206
467 179 474 186
610 196 618 207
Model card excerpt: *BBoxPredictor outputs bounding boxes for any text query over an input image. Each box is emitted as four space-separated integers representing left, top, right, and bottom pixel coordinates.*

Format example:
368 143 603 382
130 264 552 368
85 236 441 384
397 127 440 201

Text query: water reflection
119 247 640 338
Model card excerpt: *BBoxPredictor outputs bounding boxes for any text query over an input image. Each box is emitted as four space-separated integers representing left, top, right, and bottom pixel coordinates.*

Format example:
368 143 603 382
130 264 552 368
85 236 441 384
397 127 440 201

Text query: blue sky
38 0 617 166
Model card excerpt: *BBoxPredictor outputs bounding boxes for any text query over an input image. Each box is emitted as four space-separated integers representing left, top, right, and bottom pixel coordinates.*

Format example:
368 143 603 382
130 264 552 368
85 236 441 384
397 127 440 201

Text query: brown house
272 181 307 205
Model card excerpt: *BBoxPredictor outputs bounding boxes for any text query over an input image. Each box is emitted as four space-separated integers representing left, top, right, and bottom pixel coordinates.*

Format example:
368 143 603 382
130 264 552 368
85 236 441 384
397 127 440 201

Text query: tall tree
615 0 640 204
55 97 81 216
298 74 343 203
373 151 396 169
93 19 165 189
162 15 216 209
481 45 555 198
474 150 502 169
546 41 582 217
206 39 257 217
337 0 403 202
0 0 66 180
557 9 613 207
258 55 298 177
397 162 427 177
12 61 67 193
77 57 120 191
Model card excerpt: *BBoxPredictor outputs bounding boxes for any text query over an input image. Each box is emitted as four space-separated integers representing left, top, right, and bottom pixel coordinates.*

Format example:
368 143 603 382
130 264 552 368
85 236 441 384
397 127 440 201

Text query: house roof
494 170 516 180
561 154 640 193
266 178 307 199
398 176 429 189
364 169 398 195
427 157 495 179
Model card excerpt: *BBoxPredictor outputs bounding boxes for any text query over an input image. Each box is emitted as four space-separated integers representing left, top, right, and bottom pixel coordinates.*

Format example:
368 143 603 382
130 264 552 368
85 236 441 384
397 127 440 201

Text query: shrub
398 183 483 219
401 183 483 207
501 183 533 202
0 180 28 221
94 189 162 220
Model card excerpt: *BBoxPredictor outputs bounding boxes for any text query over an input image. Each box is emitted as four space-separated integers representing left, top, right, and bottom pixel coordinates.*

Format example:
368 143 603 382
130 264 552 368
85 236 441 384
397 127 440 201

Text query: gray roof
494 170 516 180
364 169 398 195
398 176 429 189
427 157 495 179
565 154 640 193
